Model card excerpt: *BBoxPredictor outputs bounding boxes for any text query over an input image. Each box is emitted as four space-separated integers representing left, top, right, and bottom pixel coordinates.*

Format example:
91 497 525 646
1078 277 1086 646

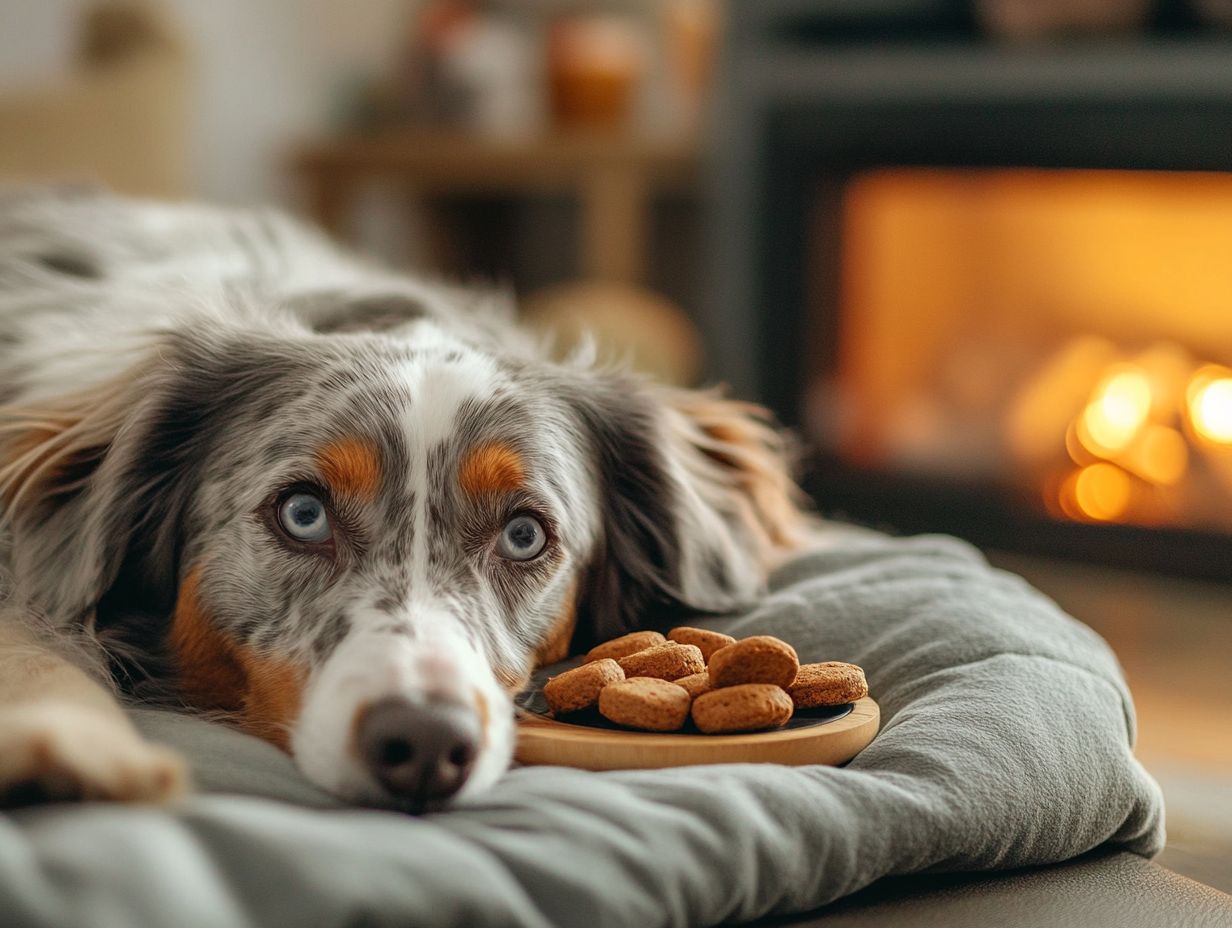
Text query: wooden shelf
292 130 700 190
290 129 702 282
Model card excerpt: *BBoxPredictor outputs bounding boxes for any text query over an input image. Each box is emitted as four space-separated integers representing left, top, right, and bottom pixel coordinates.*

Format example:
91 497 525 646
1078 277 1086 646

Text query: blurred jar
446 13 540 138
975 0 1152 40
548 14 645 131
399 1 541 137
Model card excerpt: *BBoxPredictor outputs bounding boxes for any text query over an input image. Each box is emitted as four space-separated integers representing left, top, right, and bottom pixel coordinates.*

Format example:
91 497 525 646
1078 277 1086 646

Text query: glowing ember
1078 366 1152 455
1188 370 1232 445
1014 342 1232 528
1123 425 1188 487
835 167 1232 532
1065 462 1133 522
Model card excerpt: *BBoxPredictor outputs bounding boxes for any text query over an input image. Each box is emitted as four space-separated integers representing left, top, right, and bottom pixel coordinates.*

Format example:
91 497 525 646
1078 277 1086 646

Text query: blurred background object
973 0 1153 40
547 13 644 132
0 1 190 197
0 0 1229 890
287 1 715 389
521 279 703 385
391 0 542 138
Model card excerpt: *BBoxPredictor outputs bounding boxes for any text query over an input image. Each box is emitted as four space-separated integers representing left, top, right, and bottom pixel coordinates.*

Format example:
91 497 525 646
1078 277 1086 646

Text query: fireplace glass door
809 168 1232 534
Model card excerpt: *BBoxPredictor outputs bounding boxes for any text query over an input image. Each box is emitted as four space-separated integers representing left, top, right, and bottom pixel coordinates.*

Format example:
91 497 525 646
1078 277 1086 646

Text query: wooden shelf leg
303 168 355 242
581 165 650 284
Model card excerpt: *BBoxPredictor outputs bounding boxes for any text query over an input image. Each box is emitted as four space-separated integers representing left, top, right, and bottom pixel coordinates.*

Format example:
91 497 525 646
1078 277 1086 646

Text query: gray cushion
0 531 1165 927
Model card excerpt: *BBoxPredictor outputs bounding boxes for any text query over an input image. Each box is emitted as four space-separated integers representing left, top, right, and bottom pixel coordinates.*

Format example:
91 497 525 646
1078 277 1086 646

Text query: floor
990 552 1232 894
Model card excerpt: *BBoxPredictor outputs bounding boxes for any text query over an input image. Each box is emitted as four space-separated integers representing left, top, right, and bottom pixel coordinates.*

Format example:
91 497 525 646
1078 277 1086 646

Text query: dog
0 189 807 810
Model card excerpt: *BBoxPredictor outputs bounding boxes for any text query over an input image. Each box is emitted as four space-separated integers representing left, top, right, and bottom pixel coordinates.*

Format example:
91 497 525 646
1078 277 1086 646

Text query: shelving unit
291 130 699 285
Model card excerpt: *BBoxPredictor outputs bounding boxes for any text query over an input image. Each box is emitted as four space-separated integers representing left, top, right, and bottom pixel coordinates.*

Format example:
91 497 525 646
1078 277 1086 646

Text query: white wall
0 1 81 87
0 0 413 204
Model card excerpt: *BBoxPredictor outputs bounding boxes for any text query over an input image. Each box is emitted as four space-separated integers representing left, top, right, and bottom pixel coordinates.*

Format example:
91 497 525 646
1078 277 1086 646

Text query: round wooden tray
515 695 880 771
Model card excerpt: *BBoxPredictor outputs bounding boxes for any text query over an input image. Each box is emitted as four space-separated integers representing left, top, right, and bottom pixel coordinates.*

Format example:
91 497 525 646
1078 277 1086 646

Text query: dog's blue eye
495 515 546 561
278 493 331 544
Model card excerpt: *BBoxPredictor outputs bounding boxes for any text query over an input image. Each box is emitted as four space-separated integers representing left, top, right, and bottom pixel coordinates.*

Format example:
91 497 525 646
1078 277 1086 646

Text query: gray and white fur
0 188 807 809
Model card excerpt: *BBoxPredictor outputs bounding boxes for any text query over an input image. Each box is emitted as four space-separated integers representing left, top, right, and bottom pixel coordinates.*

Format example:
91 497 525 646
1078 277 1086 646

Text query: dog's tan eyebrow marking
458 442 525 496
170 566 306 751
315 438 382 501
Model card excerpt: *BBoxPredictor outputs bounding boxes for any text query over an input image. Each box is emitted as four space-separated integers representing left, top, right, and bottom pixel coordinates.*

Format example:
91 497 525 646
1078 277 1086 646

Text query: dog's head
0 295 804 809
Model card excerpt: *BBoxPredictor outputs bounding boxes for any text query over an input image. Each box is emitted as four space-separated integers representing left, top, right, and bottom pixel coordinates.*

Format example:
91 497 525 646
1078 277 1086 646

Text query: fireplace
824 166 1232 530
707 6 1232 580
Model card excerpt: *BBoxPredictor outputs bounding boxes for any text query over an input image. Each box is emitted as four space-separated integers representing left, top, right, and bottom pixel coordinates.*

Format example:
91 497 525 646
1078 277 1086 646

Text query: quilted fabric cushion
0 531 1163 927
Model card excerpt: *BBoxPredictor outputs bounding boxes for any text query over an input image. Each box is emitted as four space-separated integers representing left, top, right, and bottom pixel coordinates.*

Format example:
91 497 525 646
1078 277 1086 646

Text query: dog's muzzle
290 612 514 809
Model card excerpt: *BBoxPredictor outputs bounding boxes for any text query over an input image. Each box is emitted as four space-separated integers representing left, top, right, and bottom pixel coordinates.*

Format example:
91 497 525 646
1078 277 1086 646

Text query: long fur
0 189 811 806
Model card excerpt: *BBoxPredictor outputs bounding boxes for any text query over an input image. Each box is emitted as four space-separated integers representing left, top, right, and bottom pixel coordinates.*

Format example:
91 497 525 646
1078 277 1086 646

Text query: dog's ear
0 331 293 626
0 349 163 622
568 371 808 642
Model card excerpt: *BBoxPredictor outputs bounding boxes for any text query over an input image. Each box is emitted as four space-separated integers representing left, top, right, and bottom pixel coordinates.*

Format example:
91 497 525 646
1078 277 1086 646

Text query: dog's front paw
0 703 188 804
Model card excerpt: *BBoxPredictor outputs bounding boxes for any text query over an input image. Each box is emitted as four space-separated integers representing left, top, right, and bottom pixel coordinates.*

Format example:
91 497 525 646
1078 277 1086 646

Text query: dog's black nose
356 697 479 804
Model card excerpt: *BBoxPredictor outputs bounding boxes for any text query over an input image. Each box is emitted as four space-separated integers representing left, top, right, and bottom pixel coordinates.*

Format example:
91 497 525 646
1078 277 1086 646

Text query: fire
1188 366 1232 445
1077 366 1152 455
833 167 1232 531
1123 425 1188 486
1064 462 1133 522
1012 340 1231 526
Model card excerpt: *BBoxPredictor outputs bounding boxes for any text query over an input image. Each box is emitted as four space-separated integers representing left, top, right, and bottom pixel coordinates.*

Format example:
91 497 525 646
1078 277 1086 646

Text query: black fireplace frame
706 3 1232 580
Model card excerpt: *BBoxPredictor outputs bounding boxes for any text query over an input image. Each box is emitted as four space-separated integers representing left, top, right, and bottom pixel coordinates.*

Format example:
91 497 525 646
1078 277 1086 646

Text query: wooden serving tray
515 679 880 771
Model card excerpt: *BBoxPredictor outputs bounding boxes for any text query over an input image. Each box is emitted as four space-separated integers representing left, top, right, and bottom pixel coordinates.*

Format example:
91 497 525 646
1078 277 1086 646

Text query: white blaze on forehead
394 335 601 558
393 326 502 454
403 361 499 448
393 329 503 588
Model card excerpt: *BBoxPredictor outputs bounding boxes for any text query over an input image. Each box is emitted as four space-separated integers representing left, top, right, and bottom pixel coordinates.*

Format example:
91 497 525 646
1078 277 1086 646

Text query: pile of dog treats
542 627 868 734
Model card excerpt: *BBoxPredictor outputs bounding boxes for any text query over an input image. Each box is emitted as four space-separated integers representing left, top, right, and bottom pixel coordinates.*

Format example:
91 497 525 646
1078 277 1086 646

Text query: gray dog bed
0 531 1163 927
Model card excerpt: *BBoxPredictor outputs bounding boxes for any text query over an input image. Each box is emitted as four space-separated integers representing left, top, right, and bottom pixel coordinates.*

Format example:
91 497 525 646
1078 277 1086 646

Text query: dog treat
543 659 625 714
691 683 794 734
585 630 666 663
540 628 870 738
788 662 868 709
617 642 705 682
707 635 800 690
666 626 737 662
598 677 692 731
672 671 711 701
